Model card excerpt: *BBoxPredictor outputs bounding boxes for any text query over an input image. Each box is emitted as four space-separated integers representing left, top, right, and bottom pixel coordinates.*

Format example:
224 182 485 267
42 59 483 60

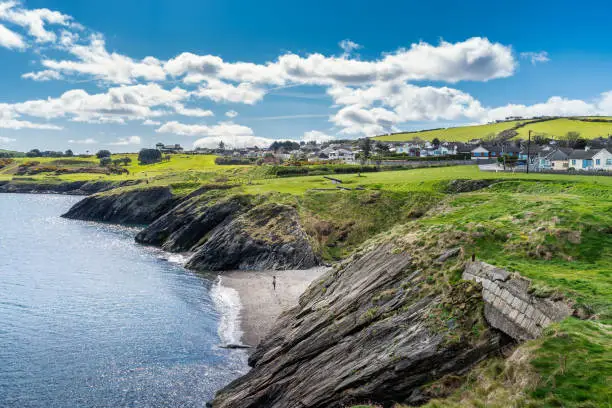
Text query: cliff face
186 203 320 271
211 245 509 408
0 179 140 195
135 194 253 252
62 186 177 224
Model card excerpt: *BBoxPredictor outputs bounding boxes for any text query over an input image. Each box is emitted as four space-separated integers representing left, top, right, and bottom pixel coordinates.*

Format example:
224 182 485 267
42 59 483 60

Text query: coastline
216 267 329 347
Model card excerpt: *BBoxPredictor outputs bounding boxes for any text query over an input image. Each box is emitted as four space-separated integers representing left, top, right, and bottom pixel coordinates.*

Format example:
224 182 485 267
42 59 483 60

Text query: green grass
371 117 612 142
515 117 612 139
372 120 533 142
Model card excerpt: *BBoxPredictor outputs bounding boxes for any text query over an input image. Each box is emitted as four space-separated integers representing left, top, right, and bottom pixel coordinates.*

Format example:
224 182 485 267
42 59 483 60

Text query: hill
372 117 612 142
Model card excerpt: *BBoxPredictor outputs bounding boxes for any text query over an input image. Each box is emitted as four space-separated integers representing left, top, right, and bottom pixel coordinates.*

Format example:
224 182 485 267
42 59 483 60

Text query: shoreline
217 267 329 347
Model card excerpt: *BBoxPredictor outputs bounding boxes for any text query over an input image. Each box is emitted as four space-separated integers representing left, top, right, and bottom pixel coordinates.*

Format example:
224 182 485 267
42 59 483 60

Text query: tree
359 138 372 164
100 157 112 166
26 149 41 157
112 158 123 166
164 154 171 162
96 150 111 159
138 148 162 164
375 141 390 155
218 141 225 151
121 157 132 166
432 138 441 148
64 149 74 157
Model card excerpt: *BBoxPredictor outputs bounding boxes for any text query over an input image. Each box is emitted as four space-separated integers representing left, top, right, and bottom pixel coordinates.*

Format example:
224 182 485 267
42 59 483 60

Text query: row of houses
471 144 612 171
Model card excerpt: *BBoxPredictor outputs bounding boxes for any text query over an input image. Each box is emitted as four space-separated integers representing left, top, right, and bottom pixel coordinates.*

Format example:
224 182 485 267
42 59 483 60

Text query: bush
215 156 256 165
96 150 111 159
138 148 162 164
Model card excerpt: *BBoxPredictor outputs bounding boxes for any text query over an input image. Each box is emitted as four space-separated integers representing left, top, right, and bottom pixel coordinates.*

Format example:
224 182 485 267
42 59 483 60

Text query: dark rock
219 344 252 349
62 186 177 224
136 195 252 252
186 203 320 271
444 179 500 193
210 245 508 408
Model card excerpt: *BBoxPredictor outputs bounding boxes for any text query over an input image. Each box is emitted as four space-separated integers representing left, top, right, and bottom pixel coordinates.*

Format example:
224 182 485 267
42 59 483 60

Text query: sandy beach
219 267 328 347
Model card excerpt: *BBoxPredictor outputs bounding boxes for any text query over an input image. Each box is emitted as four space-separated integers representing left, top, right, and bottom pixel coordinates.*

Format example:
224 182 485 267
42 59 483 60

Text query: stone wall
463 261 571 341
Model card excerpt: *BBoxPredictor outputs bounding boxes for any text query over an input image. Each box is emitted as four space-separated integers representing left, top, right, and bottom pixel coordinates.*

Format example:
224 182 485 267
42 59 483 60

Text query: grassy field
515 117 612 139
372 117 612 142
372 120 533 142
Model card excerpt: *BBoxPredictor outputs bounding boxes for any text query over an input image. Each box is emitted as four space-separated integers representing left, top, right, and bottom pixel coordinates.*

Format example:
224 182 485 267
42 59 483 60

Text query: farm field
372 117 612 142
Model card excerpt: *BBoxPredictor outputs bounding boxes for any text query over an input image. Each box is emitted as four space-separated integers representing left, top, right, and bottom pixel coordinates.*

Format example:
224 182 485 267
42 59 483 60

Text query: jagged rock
210 245 508 408
0 179 141 195
463 261 572 341
135 195 253 252
186 203 320 271
444 179 500 193
62 186 176 224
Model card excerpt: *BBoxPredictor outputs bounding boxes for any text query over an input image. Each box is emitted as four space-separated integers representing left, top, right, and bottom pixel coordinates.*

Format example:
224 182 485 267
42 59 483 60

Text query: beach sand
220 267 328 347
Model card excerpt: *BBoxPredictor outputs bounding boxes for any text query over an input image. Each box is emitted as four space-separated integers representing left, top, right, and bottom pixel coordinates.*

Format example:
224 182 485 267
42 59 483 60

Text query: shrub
138 148 162 164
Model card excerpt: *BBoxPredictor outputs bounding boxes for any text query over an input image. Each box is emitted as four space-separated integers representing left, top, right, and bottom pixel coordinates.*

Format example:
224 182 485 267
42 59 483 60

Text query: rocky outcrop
0 179 140 195
210 245 508 408
463 261 572 341
135 194 253 252
62 186 177 224
186 203 320 271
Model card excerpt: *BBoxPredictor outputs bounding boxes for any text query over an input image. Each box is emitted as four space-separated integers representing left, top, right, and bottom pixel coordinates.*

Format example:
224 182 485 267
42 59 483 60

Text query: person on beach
272 276 276 291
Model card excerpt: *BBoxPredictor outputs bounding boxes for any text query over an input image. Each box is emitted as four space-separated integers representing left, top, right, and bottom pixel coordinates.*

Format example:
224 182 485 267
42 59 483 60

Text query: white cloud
0 1 74 43
171 103 214 117
484 96 600 122
339 39 361 57
194 80 266 104
41 35 166 84
9 83 188 123
332 105 399 135
142 119 161 126
520 51 550 65
156 120 254 137
225 110 238 118
0 22 25 49
109 135 141 145
193 135 275 149
68 138 97 144
0 136 16 143
302 130 334 143
22 69 62 81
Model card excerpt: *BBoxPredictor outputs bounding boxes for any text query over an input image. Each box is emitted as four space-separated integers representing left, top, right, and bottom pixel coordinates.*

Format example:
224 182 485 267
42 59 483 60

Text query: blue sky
1 0 612 152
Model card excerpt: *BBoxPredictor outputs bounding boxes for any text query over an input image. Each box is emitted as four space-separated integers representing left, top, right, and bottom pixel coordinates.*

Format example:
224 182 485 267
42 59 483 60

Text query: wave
210 276 244 346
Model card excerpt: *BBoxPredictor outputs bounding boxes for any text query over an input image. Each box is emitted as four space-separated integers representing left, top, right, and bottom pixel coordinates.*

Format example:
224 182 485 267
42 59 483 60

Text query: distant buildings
155 143 184 153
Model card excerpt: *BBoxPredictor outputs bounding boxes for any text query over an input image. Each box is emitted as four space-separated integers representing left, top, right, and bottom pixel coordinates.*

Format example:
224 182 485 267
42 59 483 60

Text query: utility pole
526 130 531 174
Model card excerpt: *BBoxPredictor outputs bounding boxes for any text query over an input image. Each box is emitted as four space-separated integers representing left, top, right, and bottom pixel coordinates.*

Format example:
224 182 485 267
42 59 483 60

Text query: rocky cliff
62 186 177 224
210 244 510 408
0 179 140 195
186 203 320 271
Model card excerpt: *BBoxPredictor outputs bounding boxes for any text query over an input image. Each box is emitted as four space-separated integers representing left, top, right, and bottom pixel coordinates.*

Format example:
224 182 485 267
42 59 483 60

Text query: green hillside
372 117 612 142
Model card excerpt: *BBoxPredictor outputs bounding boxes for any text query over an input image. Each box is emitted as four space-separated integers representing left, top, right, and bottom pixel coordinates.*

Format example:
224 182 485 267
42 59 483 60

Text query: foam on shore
210 276 244 346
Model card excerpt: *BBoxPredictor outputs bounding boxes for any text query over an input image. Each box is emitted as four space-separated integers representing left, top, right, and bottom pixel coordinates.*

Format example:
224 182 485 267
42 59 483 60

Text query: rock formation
186 203 320 271
62 186 176 224
135 194 253 252
210 245 508 408
463 261 572 340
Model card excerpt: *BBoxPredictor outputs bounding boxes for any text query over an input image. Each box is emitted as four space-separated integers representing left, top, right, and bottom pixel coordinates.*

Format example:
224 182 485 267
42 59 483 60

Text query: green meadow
372 117 612 142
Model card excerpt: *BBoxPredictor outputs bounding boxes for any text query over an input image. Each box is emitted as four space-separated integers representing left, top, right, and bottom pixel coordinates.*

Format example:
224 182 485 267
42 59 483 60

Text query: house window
596 159 601 165
572 160 576 165
474 152 480 157
607 159 612 165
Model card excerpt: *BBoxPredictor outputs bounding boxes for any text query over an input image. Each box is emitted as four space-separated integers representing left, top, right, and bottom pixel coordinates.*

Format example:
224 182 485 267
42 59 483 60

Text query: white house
592 148 612 170
569 147 612 170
